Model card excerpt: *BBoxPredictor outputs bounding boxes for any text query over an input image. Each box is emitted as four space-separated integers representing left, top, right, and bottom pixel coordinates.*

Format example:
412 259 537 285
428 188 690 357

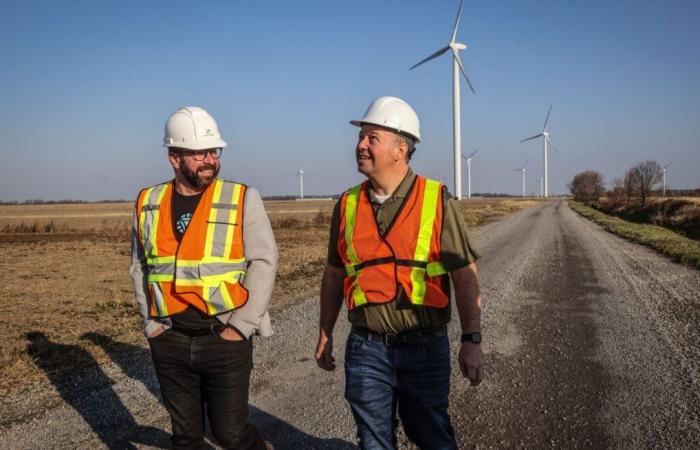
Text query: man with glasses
131 106 277 449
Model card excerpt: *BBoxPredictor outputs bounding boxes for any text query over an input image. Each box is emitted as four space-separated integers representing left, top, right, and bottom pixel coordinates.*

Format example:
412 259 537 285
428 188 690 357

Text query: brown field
0 197 540 397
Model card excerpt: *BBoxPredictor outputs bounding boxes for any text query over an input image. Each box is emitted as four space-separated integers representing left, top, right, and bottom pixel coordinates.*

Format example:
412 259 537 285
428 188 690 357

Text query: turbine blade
664 162 671 169
467 148 480 159
410 46 450 70
523 159 528 169
546 136 559 154
452 49 475 94
450 0 466 43
543 104 552 131
520 133 543 143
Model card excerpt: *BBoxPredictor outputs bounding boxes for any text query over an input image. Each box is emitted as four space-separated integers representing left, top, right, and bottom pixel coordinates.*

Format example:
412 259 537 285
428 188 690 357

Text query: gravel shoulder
1 200 698 449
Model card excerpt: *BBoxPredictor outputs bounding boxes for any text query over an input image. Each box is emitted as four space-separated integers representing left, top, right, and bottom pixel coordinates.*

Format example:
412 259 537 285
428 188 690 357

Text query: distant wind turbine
513 160 528 198
461 148 479 199
297 168 304 199
410 0 475 200
662 162 671 197
520 105 559 198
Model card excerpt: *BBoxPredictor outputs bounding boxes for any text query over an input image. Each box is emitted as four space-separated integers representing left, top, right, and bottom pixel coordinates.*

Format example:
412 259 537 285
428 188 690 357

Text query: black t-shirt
170 187 218 328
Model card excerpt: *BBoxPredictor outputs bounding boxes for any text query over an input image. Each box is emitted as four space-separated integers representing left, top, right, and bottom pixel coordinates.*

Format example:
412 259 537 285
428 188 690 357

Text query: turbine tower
410 0 475 200
662 162 671 197
460 148 479 199
297 168 304 199
513 160 528 198
520 105 558 198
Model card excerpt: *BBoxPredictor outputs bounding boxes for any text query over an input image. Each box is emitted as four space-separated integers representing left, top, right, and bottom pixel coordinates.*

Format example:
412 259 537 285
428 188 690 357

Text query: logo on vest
176 213 193 235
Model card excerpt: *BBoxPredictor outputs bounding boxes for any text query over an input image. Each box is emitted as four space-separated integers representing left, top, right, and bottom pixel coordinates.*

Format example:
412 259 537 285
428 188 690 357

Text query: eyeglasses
176 148 223 161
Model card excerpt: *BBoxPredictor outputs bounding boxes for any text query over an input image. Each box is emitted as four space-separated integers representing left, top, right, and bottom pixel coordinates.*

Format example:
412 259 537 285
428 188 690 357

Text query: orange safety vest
136 179 249 318
338 175 449 311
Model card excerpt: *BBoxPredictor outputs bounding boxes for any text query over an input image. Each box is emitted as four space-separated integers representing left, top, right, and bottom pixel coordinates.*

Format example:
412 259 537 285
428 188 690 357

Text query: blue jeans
344 332 457 450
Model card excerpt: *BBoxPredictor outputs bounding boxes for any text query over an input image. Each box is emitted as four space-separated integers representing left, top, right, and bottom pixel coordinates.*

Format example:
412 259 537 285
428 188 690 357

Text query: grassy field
595 196 700 241
568 201 700 268
0 197 540 397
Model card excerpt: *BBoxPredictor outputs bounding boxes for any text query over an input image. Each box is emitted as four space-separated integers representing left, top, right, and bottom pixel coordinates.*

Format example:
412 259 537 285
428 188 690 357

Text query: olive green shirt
327 168 480 334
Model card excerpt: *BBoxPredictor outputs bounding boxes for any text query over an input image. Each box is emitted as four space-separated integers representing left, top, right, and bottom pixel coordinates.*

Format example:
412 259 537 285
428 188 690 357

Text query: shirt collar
367 168 415 204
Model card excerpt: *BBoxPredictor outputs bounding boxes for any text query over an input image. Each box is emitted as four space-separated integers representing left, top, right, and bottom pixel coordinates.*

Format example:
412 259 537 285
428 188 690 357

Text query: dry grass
0 197 538 397
569 201 700 268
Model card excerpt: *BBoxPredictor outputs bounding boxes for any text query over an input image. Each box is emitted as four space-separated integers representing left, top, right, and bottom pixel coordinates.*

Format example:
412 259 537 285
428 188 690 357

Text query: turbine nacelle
450 42 467 51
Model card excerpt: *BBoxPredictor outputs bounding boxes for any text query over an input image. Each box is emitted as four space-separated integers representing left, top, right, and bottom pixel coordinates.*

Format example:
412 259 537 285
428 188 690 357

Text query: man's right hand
315 332 335 371
148 325 167 339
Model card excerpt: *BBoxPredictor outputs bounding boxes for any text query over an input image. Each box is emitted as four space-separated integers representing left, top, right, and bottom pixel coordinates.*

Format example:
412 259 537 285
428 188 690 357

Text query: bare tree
568 170 605 203
606 177 627 210
623 168 639 203
631 160 663 207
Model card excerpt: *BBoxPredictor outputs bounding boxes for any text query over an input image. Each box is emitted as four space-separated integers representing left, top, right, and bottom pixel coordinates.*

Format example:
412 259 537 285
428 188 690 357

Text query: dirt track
1 200 698 449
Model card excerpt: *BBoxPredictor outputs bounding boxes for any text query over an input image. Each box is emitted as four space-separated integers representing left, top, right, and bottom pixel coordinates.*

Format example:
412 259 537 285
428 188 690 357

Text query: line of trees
569 160 664 207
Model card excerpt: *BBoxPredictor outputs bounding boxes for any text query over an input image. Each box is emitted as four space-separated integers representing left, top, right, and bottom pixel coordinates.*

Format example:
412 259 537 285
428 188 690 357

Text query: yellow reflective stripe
410 179 441 304
427 261 447 277
148 185 168 257
148 274 174 282
138 187 154 248
175 257 246 267
218 281 235 311
344 185 367 306
204 179 224 257
147 256 175 265
344 185 362 267
352 284 367 307
152 282 169 317
409 268 427 305
414 179 440 262
199 271 245 284
224 183 241 254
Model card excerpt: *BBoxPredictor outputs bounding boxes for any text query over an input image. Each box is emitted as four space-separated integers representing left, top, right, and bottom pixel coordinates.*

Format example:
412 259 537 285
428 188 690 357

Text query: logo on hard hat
204 128 214 136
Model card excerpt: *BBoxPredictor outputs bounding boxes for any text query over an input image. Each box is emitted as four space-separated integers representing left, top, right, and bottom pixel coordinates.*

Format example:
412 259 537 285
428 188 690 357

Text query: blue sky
1 0 698 200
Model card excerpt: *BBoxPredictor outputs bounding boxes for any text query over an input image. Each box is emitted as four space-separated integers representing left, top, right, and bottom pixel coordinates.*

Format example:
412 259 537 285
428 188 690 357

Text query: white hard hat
163 106 227 150
350 96 421 143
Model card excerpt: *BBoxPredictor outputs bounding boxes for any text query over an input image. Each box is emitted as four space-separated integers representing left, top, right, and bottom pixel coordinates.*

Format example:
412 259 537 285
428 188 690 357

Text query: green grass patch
568 201 700 269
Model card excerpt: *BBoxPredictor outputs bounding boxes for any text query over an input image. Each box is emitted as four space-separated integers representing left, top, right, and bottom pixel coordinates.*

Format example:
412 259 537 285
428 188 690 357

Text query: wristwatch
461 331 482 344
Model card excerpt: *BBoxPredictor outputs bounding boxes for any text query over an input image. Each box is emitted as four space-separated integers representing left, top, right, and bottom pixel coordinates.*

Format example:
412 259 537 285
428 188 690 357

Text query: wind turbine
662 163 671 197
461 148 479 199
520 105 558 198
297 168 304 199
513 160 528 198
410 0 475 200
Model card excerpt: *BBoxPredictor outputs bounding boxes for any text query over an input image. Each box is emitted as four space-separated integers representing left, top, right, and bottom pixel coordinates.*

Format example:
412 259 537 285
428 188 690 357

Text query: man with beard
131 106 277 450
315 97 484 449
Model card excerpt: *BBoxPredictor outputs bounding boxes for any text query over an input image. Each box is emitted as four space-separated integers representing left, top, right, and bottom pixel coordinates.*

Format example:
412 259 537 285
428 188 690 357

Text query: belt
171 323 226 337
351 325 447 346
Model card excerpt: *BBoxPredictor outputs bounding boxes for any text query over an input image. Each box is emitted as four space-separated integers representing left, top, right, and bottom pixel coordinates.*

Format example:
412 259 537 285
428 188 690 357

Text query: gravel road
1 200 698 449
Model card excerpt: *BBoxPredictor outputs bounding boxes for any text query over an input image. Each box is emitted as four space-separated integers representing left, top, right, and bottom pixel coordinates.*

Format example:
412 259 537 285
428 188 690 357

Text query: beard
180 162 220 189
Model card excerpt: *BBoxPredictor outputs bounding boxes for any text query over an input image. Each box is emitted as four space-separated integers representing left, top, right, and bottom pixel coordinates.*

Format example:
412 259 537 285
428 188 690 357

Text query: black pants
148 329 265 450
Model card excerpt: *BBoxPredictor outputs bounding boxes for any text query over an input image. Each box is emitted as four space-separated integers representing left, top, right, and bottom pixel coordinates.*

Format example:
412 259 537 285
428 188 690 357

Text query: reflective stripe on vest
341 177 448 308
138 179 248 317
342 184 368 308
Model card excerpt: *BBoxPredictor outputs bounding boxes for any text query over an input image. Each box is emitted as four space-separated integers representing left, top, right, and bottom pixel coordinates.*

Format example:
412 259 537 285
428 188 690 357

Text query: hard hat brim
349 120 421 143
164 138 228 150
